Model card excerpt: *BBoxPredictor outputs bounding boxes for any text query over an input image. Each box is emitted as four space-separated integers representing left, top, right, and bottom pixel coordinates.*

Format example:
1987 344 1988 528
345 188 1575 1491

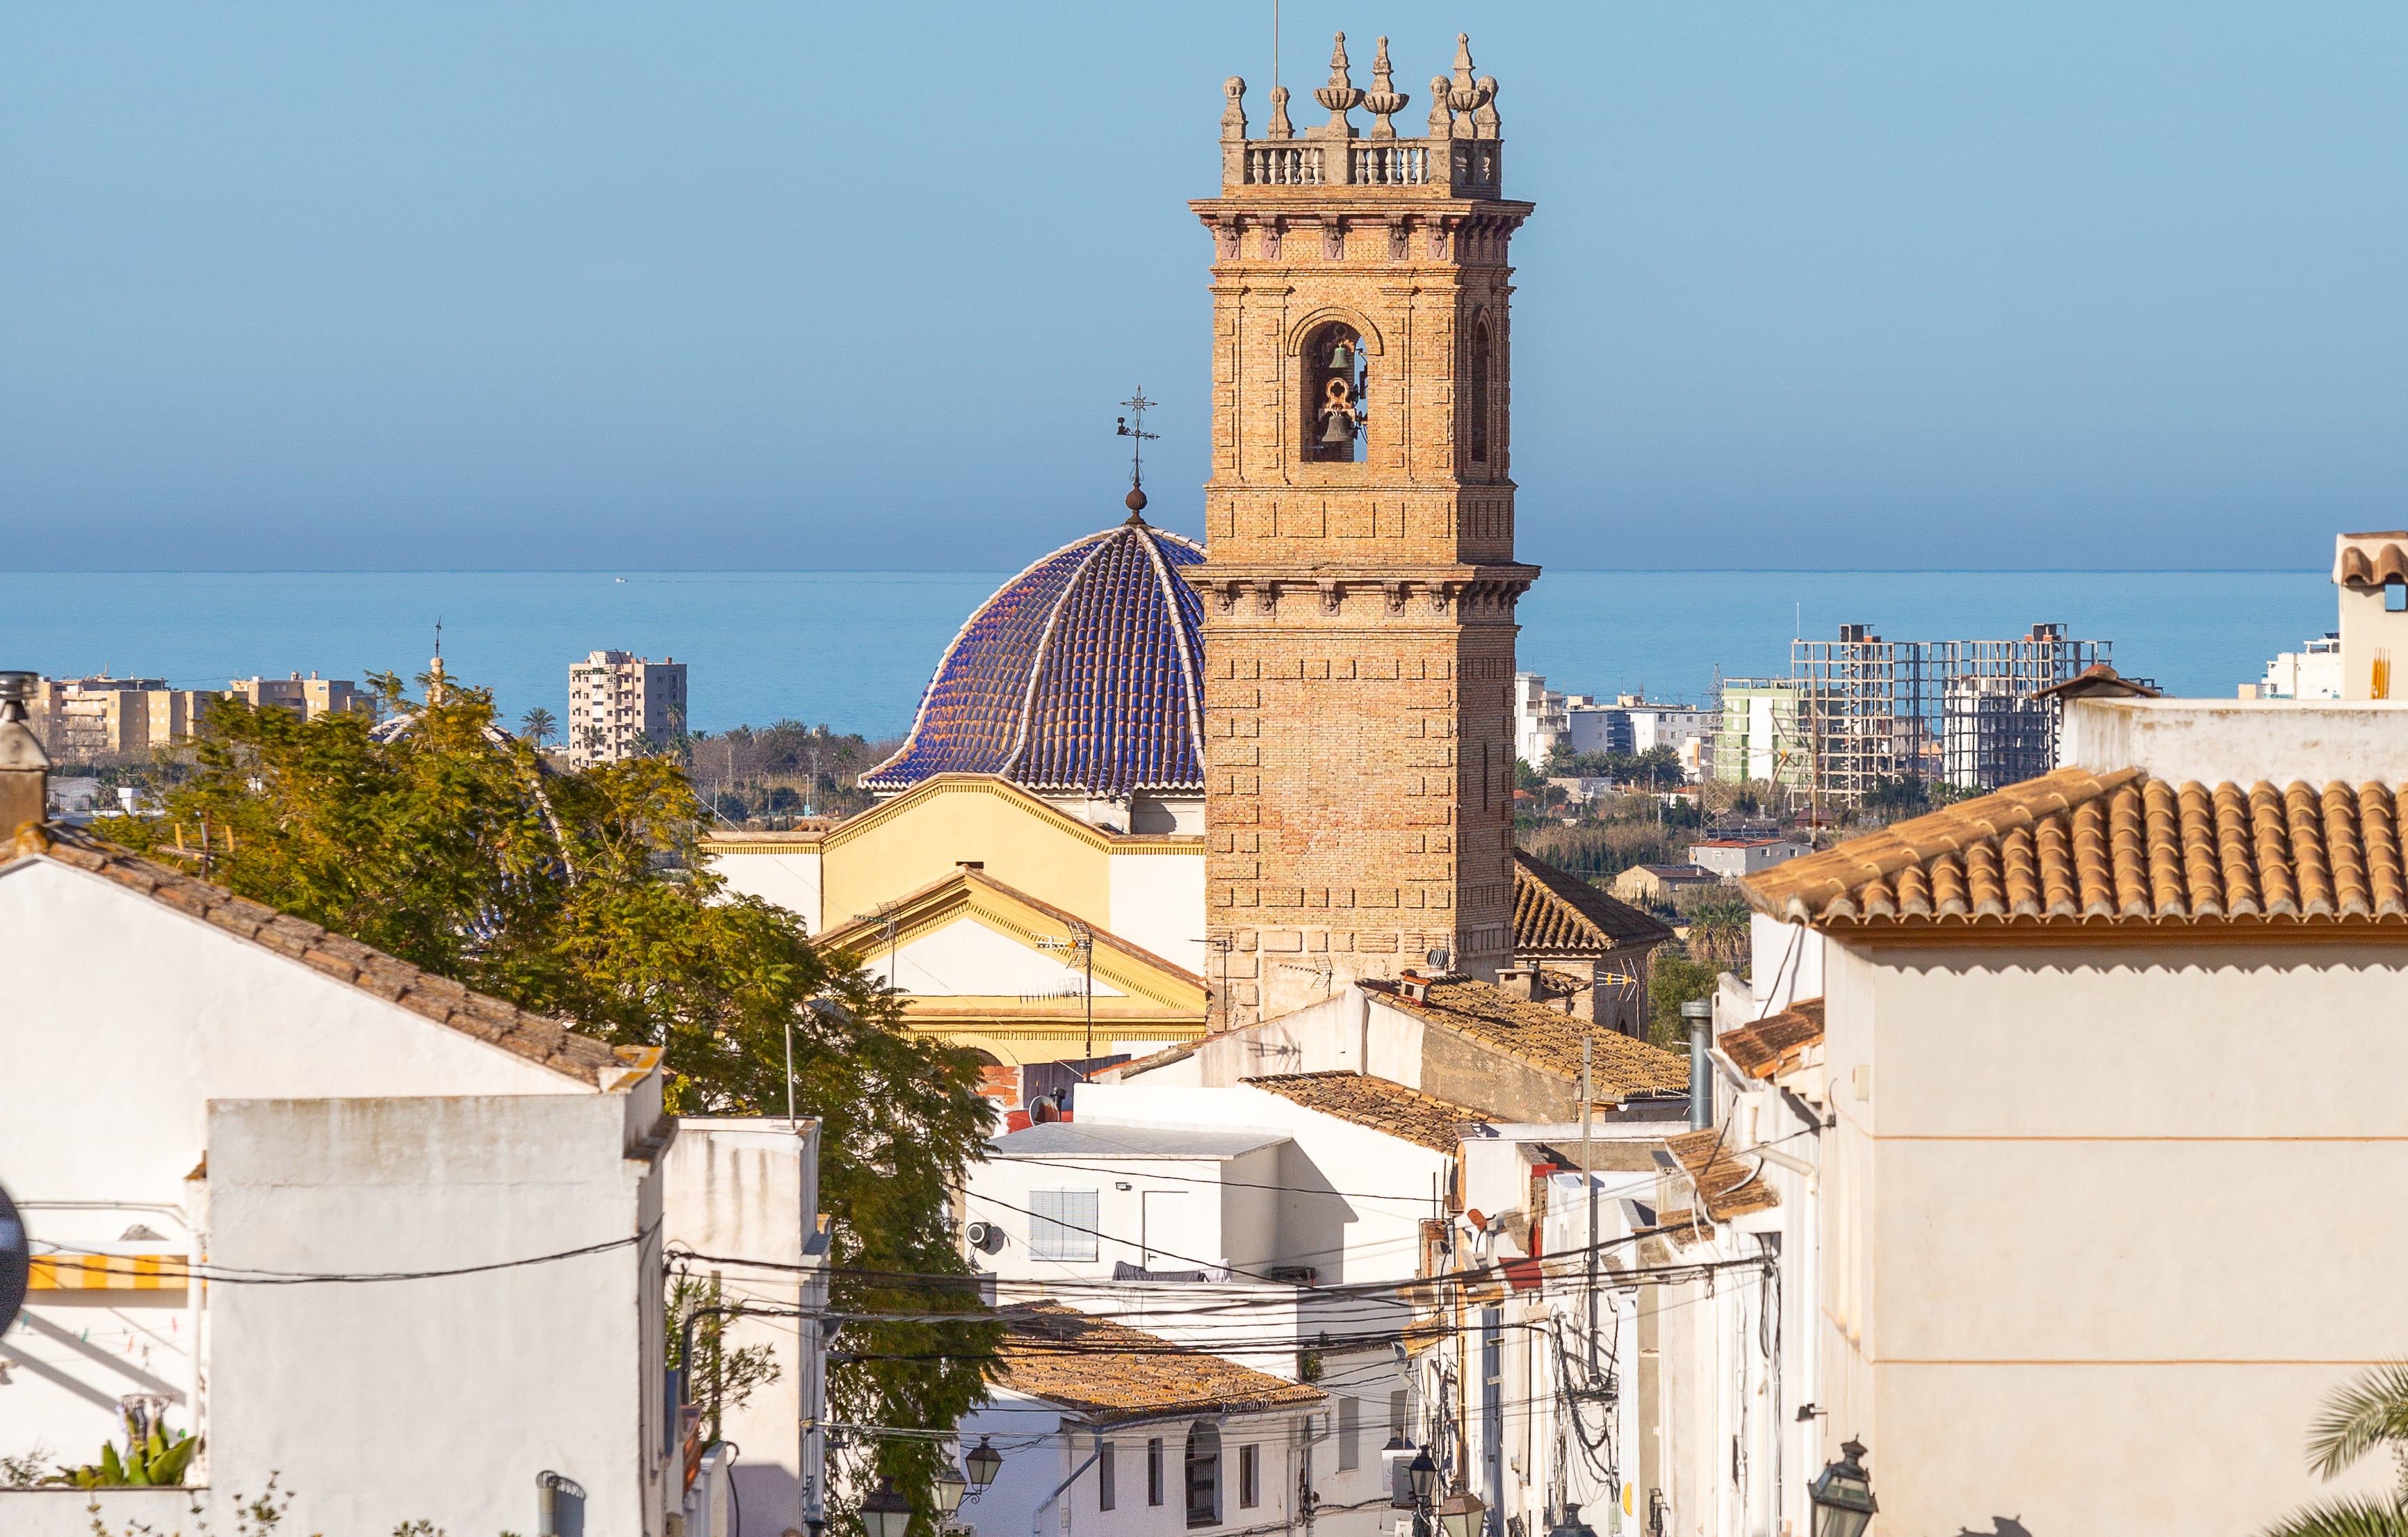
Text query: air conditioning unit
966 1221 1005 1255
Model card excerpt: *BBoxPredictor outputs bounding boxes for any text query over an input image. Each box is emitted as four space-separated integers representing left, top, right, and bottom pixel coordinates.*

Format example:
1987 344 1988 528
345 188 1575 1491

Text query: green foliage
1543 743 1683 786
1860 775 1929 821
1684 891 1751 970
60 1426 197 1488
1517 821 1684 882
2260 1361 2408 1536
1 1444 54 1488
1648 954 1720 1050
669 1273 783 1442
93 673 1002 1467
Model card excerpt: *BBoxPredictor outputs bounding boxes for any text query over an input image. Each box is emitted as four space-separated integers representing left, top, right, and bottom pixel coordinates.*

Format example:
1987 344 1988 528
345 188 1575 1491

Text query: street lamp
963 1436 1003 1495
1545 1506 1596 1537
933 1460 967 1519
1433 1489 1487 1537
859 1476 913 1537
1406 1449 1438 1506
1809 1440 1878 1537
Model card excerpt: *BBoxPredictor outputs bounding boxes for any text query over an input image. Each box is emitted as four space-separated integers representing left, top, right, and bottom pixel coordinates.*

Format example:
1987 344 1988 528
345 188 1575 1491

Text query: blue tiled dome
862 518 1207 799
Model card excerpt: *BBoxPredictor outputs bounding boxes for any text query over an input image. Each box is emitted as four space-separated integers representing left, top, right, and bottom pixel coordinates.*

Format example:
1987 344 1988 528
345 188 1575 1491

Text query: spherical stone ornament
1125 487 1148 513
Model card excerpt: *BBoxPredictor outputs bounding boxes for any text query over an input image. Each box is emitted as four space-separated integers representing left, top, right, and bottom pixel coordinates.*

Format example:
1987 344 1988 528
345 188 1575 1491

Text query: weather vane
1114 388 1159 518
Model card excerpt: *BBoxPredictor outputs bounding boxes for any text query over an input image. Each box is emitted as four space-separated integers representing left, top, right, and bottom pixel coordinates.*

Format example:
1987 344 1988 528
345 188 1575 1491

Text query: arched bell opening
1302 321 1367 463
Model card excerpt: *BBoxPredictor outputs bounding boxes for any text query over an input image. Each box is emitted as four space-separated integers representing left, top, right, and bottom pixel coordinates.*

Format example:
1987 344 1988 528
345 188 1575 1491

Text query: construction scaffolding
1786 623 2109 806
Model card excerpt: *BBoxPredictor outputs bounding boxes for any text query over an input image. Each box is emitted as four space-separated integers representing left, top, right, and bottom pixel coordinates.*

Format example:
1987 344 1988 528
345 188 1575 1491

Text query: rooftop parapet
1218 32 1504 197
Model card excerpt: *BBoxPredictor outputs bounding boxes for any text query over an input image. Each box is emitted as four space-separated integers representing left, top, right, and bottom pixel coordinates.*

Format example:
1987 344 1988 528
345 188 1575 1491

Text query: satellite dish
0 1182 27 1337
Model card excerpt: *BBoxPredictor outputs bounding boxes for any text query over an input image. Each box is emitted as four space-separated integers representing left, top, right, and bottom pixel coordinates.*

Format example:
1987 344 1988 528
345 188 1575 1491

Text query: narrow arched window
1184 1420 1223 1527
1303 322 1366 464
1468 316 1492 465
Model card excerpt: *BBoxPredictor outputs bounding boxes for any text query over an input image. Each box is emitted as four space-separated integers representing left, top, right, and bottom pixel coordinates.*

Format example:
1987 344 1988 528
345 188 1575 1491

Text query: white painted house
0 820 676 1536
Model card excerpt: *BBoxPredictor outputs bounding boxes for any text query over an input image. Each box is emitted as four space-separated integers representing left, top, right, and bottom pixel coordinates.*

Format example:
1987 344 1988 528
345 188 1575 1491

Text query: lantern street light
1545 1505 1597 1537
859 1476 914 1537
1433 1489 1487 1537
1406 1448 1438 1506
1809 1440 1878 1537
933 1460 968 1519
964 1436 1003 1495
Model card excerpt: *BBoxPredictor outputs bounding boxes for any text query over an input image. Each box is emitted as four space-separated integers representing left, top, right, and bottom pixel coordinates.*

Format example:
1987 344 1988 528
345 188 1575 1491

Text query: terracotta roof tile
1662 1128 1780 1223
1513 850 1674 953
1741 765 2408 933
1364 978 1691 1101
17 827 623 1087
1242 1071 1486 1153
998 1304 1324 1426
1717 999 1824 1080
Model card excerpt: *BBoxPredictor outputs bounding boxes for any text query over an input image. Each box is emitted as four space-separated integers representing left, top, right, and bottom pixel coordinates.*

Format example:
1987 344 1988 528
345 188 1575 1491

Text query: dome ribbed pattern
862 522 1207 799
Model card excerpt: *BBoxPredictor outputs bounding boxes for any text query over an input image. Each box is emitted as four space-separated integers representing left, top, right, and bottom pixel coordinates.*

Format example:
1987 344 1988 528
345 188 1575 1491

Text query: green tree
517 706 558 751
2261 1363 2408 1536
1648 954 1720 1049
92 673 1000 1495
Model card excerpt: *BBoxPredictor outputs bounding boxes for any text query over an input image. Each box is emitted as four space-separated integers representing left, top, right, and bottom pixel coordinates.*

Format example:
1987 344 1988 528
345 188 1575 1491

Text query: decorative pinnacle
1425 75 1453 138
1362 37 1408 139
1221 76 1248 141
1311 31 1364 138
1474 74 1502 138
1447 32 1493 137
1267 83 1293 140
1115 388 1159 522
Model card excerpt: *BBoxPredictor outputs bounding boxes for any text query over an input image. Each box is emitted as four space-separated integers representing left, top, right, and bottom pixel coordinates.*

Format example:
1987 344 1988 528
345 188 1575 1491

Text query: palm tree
2263 1363 2408 1536
518 707 557 751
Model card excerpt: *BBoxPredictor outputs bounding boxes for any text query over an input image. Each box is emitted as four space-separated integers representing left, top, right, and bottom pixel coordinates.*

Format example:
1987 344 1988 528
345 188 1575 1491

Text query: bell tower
1190 32 1537 1027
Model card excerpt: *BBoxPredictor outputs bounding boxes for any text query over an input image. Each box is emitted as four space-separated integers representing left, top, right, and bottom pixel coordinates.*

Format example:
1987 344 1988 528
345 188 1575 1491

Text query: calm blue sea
0 569 2332 740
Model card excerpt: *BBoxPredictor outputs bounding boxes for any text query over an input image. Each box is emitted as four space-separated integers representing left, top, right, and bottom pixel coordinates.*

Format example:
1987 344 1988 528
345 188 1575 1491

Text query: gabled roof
1742 765 2408 934
1363 977 1691 1100
2336 532 2408 590
1660 1128 1780 1223
10 827 631 1087
1718 998 1824 1081
1242 1071 1485 1153
1513 850 1673 953
998 1303 1324 1426
815 863 1205 1011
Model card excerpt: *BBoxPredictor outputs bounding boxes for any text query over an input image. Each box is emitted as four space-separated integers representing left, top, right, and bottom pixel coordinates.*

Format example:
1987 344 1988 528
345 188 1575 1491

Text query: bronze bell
1321 411 1356 445
1329 341 1355 371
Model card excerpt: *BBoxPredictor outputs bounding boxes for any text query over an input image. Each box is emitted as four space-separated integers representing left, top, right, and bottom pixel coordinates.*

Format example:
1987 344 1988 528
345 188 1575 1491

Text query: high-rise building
1189 33 1537 1026
33 676 218 759
567 651 688 767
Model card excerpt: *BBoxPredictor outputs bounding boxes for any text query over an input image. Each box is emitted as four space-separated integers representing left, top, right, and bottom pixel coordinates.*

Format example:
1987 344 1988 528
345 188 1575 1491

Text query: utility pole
797 1116 829 1537
1581 1036 1597 1374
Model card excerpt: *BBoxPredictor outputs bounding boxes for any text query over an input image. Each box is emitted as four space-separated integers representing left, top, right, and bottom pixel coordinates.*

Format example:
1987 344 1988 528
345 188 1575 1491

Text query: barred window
1029 1189 1100 1261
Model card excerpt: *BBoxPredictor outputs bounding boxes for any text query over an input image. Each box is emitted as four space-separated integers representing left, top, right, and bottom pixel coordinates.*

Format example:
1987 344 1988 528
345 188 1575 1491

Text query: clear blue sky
5 2 2402 573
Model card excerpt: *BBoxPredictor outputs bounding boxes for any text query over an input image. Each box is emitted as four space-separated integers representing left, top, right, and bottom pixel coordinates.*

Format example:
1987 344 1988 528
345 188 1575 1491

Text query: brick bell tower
1190 32 1538 1027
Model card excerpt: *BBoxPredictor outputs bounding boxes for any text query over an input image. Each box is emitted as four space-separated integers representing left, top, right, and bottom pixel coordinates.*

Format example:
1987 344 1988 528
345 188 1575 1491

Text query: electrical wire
31 1219 662 1286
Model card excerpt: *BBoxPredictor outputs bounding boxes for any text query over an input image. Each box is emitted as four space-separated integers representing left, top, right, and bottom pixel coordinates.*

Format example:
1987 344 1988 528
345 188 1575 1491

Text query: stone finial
1474 75 1502 138
1447 33 1492 138
1221 76 1248 140
1310 32 1364 139
1362 37 1408 139
1268 83 1294 140
1426 75 1453 138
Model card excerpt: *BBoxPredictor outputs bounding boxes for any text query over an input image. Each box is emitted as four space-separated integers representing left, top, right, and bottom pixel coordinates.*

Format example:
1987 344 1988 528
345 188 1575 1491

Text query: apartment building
226 672 373 721
567 650 688 767
35 676 217 759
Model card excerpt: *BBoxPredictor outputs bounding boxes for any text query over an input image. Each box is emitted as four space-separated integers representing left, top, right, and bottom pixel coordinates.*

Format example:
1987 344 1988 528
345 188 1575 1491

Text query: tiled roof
1717 998 1824 1081
2336 532 2408 589
1661 1128 1780 1223
1365 978 1691 1100
1630 863 1714 879
1742 765 2408 931
2031 663 2158 703
861 520 1207 799
1513 851 1673 952
998 1304 1324 1426
14 826 630 1087
1242 1071 1486 1153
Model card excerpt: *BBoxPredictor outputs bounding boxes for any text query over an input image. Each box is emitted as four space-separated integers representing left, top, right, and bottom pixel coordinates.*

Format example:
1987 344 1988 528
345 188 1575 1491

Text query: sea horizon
2 566 2338 740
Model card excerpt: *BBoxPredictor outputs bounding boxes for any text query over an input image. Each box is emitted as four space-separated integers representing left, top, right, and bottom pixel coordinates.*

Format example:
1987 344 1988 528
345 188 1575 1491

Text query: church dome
862 517 1207 800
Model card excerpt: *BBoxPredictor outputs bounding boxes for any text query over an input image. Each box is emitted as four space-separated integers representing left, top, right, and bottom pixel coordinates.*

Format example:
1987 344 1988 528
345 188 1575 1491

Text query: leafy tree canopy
94 674 997 1518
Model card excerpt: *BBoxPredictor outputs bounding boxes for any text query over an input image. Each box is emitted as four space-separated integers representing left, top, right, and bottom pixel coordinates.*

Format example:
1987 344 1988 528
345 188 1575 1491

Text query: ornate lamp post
1433 1489 1487 1537
963 1437 1003 1497
1809 1440 1878 1537
859 1476 913 1537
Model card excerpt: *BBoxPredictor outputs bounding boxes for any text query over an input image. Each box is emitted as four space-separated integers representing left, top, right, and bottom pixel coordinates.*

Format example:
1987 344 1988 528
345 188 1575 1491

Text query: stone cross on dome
1114 389 1158 520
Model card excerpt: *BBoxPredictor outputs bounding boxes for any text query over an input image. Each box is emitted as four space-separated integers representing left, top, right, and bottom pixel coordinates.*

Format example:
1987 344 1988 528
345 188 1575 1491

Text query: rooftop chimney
0 672 51 842
1682 998 1714 1131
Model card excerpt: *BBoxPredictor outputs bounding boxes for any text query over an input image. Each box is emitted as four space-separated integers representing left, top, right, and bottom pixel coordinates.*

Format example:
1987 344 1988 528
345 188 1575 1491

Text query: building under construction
1786 623 2108 806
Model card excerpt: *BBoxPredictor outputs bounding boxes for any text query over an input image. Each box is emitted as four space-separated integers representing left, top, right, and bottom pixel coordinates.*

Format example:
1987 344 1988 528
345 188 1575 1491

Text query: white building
2247 631 2343 699
1565 699 1716 780
0 820 674 1536
1685 836 1810 880
1513 674 1577 769
569 649 688 767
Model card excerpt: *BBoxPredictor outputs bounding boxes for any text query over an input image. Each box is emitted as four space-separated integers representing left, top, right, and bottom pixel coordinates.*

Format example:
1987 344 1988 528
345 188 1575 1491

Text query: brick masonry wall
1187 181 1538 1027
